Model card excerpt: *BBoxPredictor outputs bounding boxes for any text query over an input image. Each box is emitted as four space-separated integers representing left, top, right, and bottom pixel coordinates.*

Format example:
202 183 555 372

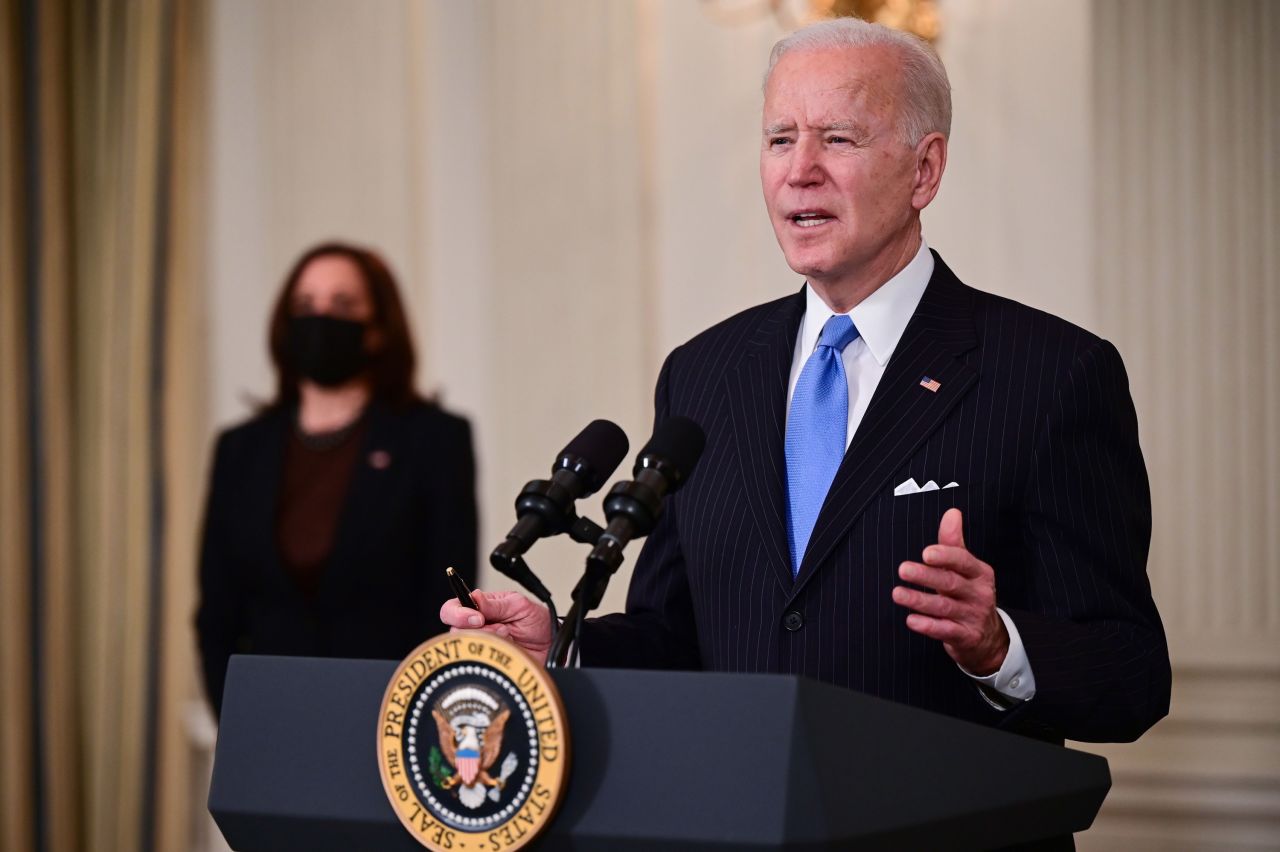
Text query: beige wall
208 0 422 423
1080 2 1280 848
928 0 1096 327
204 1 1280 848
207 0 1098 609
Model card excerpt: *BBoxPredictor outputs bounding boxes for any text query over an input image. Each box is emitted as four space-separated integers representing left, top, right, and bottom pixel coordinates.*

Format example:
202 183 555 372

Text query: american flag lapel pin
919 376 941 393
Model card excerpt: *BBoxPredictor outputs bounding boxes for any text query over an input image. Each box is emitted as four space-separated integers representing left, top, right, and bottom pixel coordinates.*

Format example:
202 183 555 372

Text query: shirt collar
798 239 934 366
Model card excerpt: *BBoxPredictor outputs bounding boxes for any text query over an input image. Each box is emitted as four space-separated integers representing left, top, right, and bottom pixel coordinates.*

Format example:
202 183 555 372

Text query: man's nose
786 138 824 186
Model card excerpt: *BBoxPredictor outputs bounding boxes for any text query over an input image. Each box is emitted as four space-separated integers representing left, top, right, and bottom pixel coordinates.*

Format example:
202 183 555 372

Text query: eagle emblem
379 633 569 849
430 685 518 809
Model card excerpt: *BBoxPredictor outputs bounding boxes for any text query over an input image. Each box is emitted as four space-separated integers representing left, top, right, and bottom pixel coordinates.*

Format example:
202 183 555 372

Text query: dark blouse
276 414 370 598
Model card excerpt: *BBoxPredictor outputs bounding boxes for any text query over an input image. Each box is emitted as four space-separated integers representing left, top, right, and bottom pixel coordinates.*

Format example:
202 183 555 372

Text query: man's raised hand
892 508 1009 676
439 589 554 666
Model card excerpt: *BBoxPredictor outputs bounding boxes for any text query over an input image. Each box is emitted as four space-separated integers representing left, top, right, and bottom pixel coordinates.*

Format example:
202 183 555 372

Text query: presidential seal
377 632 569 851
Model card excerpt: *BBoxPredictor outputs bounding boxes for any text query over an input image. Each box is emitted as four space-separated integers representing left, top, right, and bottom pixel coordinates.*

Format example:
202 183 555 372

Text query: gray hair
765 18 951 146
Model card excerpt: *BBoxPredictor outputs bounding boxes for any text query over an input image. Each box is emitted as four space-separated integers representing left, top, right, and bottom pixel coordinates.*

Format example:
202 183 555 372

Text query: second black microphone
578 415 706 609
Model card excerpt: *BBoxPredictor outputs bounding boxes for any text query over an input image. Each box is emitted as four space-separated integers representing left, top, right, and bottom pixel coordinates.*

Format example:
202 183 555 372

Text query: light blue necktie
786 314 860 577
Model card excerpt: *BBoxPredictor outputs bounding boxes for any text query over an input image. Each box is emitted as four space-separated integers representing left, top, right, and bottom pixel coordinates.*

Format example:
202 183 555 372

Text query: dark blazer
195 399 477 716
583 252 1171 743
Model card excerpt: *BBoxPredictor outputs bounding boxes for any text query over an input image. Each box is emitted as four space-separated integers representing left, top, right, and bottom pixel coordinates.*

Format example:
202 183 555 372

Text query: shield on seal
455 748 480 786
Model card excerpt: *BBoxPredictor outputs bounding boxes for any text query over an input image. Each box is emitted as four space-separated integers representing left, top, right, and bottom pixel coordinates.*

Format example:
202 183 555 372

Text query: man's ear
912 131 948 211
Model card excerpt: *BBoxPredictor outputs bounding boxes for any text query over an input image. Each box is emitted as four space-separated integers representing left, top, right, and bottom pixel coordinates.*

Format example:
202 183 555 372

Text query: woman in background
196 241 477 717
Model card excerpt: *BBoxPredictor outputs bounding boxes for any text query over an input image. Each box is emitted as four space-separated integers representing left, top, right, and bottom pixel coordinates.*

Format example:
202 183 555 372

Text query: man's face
760 45 922 289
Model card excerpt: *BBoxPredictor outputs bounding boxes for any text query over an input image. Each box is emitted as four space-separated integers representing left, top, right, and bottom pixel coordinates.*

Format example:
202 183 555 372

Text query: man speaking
442 18 1170 744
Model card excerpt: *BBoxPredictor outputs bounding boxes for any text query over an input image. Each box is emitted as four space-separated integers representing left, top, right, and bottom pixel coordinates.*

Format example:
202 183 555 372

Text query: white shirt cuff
960 608 1036 708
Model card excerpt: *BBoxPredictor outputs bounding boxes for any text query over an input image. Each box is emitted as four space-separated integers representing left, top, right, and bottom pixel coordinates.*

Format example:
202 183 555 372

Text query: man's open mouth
790 211 834 228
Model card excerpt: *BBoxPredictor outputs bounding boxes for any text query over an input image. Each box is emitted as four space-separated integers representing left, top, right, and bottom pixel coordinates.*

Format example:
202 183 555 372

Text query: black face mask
286 315 369 387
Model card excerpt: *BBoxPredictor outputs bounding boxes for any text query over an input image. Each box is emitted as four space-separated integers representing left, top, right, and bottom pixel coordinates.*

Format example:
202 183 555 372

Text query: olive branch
427 746 454 789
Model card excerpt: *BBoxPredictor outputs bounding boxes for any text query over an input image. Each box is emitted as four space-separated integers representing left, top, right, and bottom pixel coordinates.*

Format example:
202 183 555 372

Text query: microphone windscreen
639 415 706 478
561 419 630 493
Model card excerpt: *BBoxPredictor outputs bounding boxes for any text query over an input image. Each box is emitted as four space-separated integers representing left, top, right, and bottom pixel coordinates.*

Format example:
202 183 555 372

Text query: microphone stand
547 536 623 669
547 600 582 670
545 416 704 668
549 467 670 668
489 513 607 671
543 516 613 670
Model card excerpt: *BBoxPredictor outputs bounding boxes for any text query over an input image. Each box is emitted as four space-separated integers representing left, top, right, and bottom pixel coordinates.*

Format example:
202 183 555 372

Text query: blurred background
2 0 1277 849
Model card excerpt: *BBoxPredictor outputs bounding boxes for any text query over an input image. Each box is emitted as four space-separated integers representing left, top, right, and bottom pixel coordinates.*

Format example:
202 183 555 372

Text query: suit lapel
791 255 980 596
726 288 806 594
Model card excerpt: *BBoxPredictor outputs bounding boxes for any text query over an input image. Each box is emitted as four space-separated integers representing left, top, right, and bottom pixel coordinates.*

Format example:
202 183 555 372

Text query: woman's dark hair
267 241 420 408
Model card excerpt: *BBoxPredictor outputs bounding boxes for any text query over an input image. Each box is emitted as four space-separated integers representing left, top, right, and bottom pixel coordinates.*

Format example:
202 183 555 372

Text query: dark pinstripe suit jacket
582 252 1171 743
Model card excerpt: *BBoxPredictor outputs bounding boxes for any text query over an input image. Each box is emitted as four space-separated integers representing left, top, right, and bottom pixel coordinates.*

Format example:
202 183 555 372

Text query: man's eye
827 136 851 144
769 137 792 147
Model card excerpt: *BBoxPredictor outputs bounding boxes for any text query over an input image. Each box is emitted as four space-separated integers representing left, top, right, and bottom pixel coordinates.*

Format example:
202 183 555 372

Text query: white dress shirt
785 238 1036 705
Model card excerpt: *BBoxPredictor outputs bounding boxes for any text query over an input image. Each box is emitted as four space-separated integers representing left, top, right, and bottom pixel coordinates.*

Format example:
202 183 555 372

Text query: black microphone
492 419 629 565
578 416 706 608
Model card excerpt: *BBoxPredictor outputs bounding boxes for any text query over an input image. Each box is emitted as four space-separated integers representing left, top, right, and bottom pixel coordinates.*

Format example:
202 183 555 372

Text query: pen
446 566 478 610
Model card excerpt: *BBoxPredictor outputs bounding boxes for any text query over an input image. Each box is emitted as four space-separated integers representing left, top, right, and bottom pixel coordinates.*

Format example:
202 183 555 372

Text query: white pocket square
894 477 960 496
